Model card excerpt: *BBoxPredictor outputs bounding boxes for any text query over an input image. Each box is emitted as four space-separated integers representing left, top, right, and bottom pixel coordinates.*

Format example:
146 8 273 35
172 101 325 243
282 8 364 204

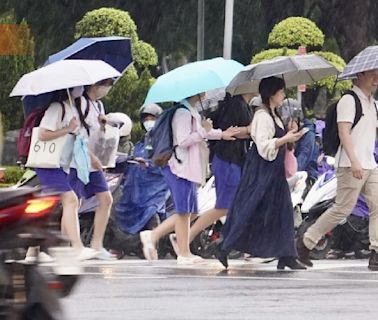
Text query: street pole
197 0 205 61
297 45 307 106
223 0 234 59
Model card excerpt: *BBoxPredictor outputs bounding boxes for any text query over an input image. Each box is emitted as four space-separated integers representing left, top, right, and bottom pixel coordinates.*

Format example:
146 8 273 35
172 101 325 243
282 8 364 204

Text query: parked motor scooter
0 187 79 320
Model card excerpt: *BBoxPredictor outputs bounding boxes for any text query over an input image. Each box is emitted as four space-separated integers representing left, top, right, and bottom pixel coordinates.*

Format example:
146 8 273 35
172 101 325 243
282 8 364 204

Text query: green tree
268 17 324 50
251 16 352 114
0 11 35 131
75 7 158 130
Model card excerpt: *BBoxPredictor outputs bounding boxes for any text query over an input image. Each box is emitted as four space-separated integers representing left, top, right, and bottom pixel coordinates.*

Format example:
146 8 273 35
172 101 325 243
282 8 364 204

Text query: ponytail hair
74 92 91 136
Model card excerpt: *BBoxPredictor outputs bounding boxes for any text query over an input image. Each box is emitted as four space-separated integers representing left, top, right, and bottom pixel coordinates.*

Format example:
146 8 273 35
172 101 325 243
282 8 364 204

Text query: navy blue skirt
222 124 297 258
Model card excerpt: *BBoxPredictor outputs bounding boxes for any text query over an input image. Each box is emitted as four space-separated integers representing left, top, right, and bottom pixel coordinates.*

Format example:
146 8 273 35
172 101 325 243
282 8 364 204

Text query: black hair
74 92 91 136
259 76 285 123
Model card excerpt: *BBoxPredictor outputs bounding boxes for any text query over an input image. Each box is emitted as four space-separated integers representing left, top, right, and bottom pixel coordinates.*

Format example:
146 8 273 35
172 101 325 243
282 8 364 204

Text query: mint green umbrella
144 57 244 104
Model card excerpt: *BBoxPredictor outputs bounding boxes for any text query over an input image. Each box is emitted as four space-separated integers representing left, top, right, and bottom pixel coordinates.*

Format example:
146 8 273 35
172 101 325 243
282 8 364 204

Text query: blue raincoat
115 139 170 234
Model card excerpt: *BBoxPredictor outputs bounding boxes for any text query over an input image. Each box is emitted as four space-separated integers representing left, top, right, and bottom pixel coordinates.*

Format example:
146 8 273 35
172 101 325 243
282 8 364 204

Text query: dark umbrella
44 36 133 74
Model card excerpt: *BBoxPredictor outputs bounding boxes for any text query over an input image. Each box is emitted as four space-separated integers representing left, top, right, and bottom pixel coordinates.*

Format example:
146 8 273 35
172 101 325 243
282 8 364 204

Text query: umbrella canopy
144 57 244 104
338 45 378 80
226 54 339 95
44 36 133 74
10 59 121 97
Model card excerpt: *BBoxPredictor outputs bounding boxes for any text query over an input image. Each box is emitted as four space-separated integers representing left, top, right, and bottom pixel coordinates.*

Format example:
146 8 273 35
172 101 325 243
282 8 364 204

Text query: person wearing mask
27 88 98 262
69 78 116 260
140 93 240 265
215 77 305 270
115 104 171 235
297 69 378 271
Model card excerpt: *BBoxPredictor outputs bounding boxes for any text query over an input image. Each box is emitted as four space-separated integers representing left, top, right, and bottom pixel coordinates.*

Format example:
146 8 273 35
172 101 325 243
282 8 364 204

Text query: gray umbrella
338 46 378 80
226 54 339 95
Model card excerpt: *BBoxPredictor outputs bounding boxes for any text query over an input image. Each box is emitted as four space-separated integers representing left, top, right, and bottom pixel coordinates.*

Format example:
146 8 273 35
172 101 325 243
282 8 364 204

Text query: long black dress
221 121 297 258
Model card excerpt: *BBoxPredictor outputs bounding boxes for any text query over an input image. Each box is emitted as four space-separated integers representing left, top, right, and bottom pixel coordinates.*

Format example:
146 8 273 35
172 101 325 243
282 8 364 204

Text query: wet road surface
60 258 378 320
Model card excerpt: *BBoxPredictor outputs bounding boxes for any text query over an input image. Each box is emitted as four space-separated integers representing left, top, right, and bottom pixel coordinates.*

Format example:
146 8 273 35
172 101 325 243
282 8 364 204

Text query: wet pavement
60 258 378 320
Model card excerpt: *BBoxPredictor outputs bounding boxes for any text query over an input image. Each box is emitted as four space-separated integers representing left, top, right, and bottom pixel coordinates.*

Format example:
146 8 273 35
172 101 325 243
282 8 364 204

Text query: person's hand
351 160 363 179
68 117 79 133
287 118 299 131
202 118 213 133
98 114 107 130
222 126 241 141
91 155 103 171
134 157 149 168
284 129 303 143
317 153 325 164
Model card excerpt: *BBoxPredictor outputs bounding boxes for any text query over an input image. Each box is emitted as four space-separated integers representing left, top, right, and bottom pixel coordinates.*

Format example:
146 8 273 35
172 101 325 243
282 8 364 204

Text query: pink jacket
168 101 222 184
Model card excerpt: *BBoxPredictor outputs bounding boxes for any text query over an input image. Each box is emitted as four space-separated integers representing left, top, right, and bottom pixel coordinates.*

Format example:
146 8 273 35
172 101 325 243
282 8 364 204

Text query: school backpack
17 102 65 164
149 104 189 167
322 90 363 157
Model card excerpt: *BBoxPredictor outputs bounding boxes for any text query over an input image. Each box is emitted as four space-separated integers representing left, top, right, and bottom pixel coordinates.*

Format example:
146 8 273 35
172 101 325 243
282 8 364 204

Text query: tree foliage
0 11 35 131
251 16 353 112
268 17 325 49
251 48 297 64
75 7 158 127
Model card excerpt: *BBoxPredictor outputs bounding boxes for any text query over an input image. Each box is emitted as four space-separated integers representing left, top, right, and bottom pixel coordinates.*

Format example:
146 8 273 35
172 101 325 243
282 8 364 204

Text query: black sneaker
368 250 378 271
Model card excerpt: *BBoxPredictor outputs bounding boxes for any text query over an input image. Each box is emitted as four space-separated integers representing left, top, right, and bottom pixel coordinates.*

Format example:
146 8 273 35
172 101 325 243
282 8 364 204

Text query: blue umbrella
23 36 133 114
44 36 133 74
144 57 244 104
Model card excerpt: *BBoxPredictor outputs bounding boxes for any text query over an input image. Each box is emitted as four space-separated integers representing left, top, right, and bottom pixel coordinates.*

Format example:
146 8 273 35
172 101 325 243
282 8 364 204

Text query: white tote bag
88 124 120 168
25 127 75 169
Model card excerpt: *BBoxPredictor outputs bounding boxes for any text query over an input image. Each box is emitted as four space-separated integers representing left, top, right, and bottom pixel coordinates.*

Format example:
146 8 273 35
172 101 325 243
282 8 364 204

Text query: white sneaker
177 255 207 265
95 248 117 261
140 230 158 261
38 252 54 263
76 248 98 261
24 252 54 263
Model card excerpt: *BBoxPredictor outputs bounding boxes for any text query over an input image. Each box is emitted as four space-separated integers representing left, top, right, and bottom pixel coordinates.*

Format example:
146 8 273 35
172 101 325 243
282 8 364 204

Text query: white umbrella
10 59 121 97
226 54 339 96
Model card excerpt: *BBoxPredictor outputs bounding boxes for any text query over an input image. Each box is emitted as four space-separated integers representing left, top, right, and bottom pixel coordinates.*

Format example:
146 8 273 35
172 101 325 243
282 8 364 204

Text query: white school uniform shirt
39 100 80 171
71 96 105 171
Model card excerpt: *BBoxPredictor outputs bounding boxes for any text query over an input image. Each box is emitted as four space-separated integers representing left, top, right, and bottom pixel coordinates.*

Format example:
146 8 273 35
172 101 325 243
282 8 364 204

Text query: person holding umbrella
29 89 99 262
139 57 245 264
68 78 117 260
215 76 305 270
297 53 378 270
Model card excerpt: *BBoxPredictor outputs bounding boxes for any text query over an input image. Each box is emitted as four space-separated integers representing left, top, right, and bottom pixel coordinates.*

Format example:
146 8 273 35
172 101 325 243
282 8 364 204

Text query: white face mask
143 120 156 131
96 85 112 99
71 86 84 99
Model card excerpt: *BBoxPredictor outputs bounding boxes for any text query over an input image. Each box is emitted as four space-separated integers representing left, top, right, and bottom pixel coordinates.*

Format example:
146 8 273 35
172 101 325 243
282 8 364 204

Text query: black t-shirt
209 95 252 167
